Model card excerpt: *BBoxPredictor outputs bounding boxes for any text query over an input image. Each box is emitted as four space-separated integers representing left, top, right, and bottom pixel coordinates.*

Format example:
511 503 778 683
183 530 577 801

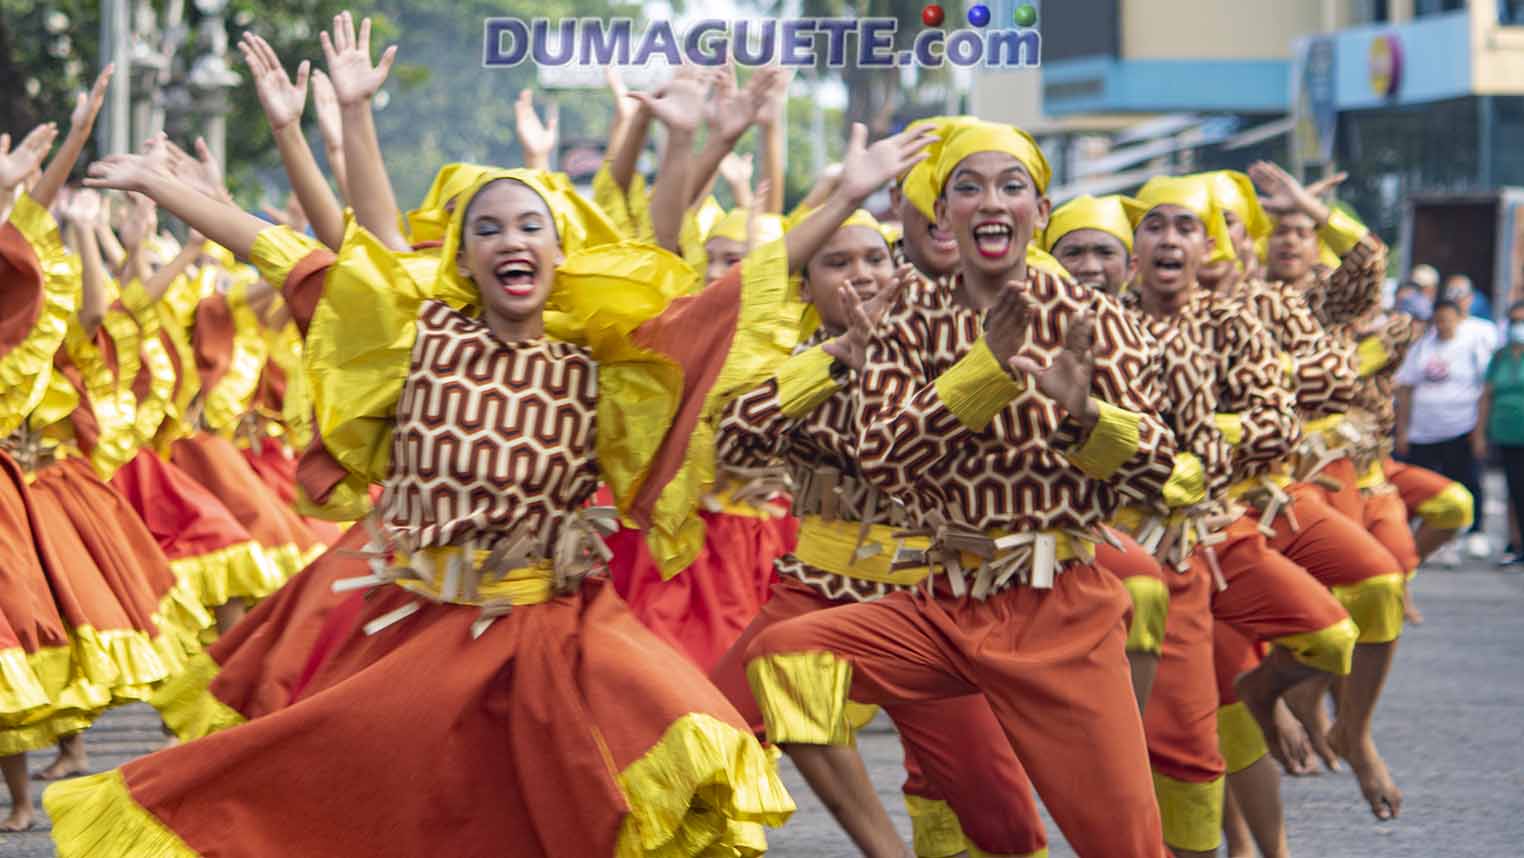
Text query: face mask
1510 322 1524 345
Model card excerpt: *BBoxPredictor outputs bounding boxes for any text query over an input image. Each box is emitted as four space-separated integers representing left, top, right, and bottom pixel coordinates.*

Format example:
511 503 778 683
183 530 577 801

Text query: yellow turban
1026 245 1067 278
407 162 497 245
706 209 785 246
899 115 983 223
1043 194 1144 254
927 121 1053 209
434 168 623 308
1204 171 1272 240
1130 175 1236 266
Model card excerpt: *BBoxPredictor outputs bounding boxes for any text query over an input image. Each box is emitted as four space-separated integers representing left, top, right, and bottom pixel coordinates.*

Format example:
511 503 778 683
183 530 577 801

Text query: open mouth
928 223 958 253
495 258 538 297
972 222 1013 259
1153 257 1185 274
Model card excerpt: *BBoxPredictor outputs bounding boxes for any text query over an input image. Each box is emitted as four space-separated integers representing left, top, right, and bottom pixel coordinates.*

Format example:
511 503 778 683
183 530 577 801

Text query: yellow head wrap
929 121 1053 204
433 168 623 309
1043 194 1144 254
899 115 983 223
1026 245 1068 278
1130 175 1236 266
406 162 497 245
1204 171 1272 240
692 196 728 243
706 209 786 247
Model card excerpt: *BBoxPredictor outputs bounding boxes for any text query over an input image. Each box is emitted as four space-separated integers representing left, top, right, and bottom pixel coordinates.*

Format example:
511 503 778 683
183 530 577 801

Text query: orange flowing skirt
240 437 344 547
607 508 797 672
47 578 794 858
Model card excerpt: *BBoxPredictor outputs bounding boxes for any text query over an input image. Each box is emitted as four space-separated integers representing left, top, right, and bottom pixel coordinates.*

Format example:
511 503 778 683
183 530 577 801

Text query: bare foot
0 805 34 832
1270 700 1317 776
1234 667 1292 771
1403 581 1424 625
1327 723 1402 820
1282 679 1341 773
32 750 87 781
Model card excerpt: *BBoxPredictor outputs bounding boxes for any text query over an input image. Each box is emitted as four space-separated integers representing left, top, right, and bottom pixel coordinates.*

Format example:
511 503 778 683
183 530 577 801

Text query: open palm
838 123 936 203
241 32 309 131
0 125 58 189
320 11 397 107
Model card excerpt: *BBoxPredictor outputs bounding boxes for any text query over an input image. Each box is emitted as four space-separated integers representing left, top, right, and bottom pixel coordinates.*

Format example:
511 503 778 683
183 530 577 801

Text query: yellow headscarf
706 209 786 247
433 168 625 311
1043 194 1144 254
1130 175 1236 266
928 121 1052 203
406 162 497 245
1204 171 1272 240
899 115 982 222
1026 245 1068 278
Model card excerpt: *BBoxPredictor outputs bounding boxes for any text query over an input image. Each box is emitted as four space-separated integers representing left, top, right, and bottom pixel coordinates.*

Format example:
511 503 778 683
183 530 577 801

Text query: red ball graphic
922 4 946 27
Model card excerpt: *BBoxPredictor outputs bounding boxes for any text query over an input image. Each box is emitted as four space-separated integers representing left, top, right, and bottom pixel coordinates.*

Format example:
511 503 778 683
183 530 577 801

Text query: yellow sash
793 517 933 587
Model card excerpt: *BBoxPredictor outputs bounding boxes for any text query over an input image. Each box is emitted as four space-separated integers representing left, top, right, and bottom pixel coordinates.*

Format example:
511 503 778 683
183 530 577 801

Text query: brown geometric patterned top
718 331 909 603
381 301 601 555
855 266 1178 538
1123 289 1300 489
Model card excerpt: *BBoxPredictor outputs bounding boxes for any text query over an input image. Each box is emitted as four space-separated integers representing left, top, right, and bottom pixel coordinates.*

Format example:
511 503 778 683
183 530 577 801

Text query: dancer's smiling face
935 152 1050 279
802 225 894 332
457 180 564 333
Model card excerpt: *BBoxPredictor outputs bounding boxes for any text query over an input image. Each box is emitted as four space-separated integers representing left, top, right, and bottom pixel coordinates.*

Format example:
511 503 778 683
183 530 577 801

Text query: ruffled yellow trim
1153 771 1224 853
0 646 50 717
151 578 214 666
1319 208 1367 257
1217 702 1268 774
745 650 854 746
1059 400 1142 481
0 711 96 756
45 769 202 858
902 795 1047 858
74 626 170 698
1122 575 1169 656
935 337 1025 431
154 301 201 450
1273 618 1359 675
150 652 246 741
0 193 79 435
1162 452 1205 509
263 540 313 583
267 322 313 450
1415 482 1475 531
202 280 269 435
55 319 139 479
680 196 726 275
169 540 285 607
0 643 112 752
1331 573 1406 645
775 345 842 419
615 712 795 858
593 163 656 244
122 280 179 444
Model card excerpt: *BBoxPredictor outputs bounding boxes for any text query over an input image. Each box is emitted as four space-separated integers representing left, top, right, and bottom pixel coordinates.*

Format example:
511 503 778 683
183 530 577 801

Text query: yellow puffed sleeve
121 279 180 445
153 275 204 449
591 163 655 244
0 193 79 436
61 320 139 479
268 322 313 451
264 221 428 485
201 280 269 436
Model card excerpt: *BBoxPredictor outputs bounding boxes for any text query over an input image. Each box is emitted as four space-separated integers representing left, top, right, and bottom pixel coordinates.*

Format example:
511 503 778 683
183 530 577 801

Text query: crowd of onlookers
1392 264 1524 567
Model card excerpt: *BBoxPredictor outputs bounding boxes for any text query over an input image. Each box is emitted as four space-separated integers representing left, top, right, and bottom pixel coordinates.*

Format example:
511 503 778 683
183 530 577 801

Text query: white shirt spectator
1397 328 1494 443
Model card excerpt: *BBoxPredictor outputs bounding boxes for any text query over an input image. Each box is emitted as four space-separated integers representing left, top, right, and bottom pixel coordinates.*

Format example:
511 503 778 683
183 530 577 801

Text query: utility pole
98 0 132 156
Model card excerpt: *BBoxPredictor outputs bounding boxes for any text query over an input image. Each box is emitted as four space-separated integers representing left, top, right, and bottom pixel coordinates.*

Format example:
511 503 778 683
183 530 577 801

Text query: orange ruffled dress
45 172 797 857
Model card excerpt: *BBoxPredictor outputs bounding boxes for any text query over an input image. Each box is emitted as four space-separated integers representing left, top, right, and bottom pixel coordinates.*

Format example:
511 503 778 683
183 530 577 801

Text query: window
1415 0 1465 16
1502 0 1524 25
1350 0 1389 24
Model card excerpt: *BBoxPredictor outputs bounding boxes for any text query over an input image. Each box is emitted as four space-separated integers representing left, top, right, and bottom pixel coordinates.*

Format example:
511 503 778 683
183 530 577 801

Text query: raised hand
240 32 309 132
61 187 103 227
1010 308 1102 426
68 65 114 138
630 72 706 134
837 122 936 205
1305 171 1349 200
514 89 559 168
116 190 159 252
718 151 753 192
606 66 641 125
319 11 397 107
84 153 169 197
754 65 793 127
822 263 914 371
311 70 344 147
0 124 59 189
1248 160 1329 220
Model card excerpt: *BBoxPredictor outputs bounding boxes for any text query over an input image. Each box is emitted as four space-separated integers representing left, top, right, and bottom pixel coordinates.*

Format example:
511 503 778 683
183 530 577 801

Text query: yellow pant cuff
1153 771 1224 852
1274 617 1359 675
1218 702 1269 774
1332 573 1406 644
745 651 855 745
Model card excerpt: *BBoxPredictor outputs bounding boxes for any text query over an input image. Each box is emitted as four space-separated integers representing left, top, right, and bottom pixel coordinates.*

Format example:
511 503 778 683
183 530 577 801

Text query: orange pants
1309 457 1365 522
1384 458 1475 531
1364 491 1421 575
1211 622 1272 774
744 565 1167 858
713 577 1045 857
1265 486 1406 645
1098 529 1171 657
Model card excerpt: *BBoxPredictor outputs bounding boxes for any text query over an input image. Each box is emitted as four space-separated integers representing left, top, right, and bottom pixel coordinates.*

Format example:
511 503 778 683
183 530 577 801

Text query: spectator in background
1395 287 1433 338
1446 274 1495 326
1397 299 1494 563
1476 301 1524 568
1411 263 1440 304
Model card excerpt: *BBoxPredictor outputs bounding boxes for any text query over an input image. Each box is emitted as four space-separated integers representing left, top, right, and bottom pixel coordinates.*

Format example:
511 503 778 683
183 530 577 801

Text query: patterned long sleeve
1248 280 1362 416
1217 309 1302 479
1309 211 1388 328
715 341 843 471
854 270 1178 533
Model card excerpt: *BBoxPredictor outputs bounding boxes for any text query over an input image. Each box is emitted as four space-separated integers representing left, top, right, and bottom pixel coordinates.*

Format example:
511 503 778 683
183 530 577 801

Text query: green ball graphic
1014 3 1037 26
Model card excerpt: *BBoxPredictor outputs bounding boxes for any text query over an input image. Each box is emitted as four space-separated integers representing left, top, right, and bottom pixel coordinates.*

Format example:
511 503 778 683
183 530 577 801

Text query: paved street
6 529 1523 856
